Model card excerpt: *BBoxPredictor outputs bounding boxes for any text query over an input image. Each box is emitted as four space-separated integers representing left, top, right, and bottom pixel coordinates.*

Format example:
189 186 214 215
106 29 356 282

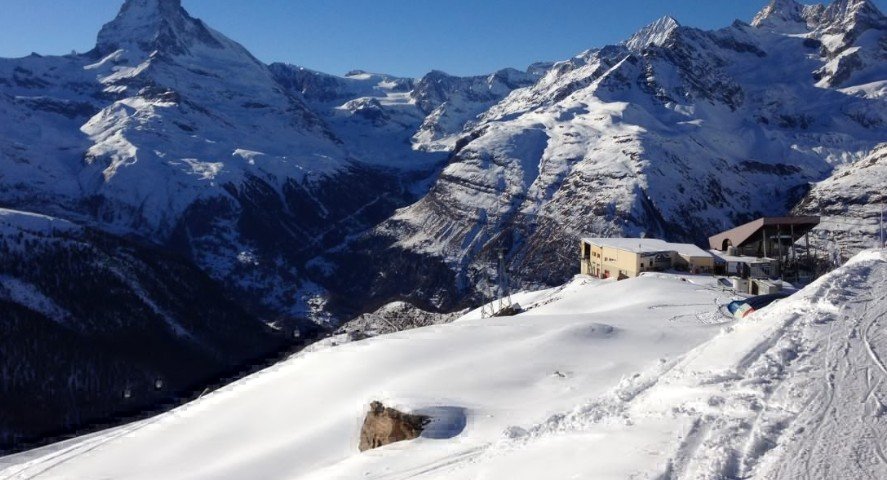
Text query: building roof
582 237 711 258
709 250 775 264
708 216 820 251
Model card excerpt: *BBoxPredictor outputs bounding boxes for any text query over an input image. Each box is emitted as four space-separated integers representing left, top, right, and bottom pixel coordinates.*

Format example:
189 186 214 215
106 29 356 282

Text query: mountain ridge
314 0 886 312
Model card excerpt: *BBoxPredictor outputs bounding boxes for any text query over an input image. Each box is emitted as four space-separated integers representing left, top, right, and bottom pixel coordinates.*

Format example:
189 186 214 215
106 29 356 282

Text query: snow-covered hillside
795 142 887 254
270 64 541 162
0 0 548 449
4 250 885 479
327 0 886 311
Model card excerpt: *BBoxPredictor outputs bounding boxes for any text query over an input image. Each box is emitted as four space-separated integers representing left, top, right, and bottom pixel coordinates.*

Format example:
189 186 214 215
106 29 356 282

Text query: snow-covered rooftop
709 249 775 264
582 237 712 258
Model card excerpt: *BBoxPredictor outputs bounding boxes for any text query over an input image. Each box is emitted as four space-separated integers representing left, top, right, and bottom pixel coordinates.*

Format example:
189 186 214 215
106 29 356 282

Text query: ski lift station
579 216 820 295
708 216 820 279
579 237 714 279
708 216 820 294
708 216 820 257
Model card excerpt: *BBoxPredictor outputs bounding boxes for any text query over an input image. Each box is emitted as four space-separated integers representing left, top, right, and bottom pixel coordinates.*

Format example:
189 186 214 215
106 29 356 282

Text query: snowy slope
330 0 886 311
438 249 887 479
795 142 887 255
4 251 885 479
2 0 886 458
0 273 737 479
410 68 542 151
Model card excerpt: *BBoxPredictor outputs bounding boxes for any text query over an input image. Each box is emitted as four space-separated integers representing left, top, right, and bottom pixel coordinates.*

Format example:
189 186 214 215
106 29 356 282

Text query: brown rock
359 401 430 452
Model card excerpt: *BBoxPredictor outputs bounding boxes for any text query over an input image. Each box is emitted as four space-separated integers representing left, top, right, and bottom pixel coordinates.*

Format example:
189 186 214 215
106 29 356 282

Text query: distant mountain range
0 0 884 451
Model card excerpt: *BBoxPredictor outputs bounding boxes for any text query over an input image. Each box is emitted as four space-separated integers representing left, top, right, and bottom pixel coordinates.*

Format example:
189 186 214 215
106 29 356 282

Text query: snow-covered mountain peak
754 0 886 33
624 15 681 51
752 0 807 29
96 0 224 57
818 0 886 31
829 0 885 20
121 0 182 15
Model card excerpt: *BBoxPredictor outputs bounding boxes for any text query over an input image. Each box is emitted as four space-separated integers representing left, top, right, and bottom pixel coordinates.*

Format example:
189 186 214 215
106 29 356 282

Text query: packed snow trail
761 255 887 480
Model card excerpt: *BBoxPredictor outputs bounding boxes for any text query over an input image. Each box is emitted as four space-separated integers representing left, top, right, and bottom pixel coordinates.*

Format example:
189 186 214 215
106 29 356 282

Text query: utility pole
878 205 887 248
496 247 512 312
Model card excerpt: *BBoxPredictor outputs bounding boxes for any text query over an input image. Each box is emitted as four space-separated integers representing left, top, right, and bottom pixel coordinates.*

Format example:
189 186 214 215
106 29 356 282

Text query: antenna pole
498 248 506 312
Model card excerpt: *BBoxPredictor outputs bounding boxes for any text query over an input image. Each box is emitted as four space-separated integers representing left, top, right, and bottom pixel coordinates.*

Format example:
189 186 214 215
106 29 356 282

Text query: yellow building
580 237 714 279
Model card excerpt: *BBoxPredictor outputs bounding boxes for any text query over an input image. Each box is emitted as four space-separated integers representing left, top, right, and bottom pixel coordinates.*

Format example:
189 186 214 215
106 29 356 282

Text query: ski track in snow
0 418 155 480
429 251 887 479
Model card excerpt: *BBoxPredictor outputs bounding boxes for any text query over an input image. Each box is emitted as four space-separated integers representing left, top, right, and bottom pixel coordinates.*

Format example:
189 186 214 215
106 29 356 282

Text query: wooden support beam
777 224 783 278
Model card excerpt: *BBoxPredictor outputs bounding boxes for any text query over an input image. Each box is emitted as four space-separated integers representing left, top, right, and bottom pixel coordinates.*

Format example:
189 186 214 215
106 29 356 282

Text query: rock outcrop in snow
358 402 430 452
337 301 465 338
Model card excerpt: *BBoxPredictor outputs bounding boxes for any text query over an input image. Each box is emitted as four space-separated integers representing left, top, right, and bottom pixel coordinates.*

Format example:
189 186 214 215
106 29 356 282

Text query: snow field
4 251 886 479
1 271 738 480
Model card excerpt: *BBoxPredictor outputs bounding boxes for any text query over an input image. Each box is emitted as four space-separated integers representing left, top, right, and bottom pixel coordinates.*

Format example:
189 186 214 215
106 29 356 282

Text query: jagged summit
819 0 886 30
96 0 223 56
624 16 681 51
122 0 183 15
753 0 885 32
752 0 807 28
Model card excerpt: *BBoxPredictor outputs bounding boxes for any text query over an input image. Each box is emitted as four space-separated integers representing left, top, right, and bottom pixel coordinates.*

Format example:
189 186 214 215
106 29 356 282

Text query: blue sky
1 0 885 77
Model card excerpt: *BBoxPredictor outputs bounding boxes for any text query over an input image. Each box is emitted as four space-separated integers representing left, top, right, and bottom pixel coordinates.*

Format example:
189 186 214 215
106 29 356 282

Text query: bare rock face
359 402 430 451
